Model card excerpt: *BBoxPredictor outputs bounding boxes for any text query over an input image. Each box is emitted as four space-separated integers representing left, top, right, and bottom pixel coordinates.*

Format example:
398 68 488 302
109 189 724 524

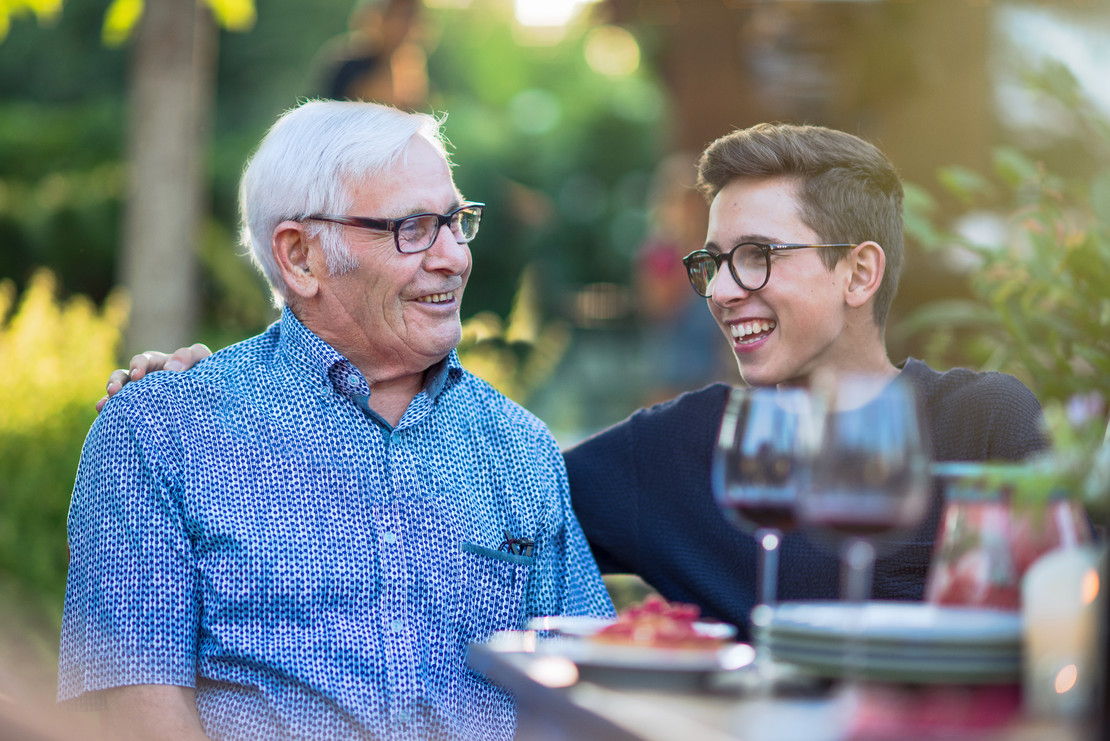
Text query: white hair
239 99 449 304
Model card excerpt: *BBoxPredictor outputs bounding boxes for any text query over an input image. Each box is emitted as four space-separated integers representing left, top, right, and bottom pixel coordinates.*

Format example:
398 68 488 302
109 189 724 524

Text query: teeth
417 292 453 304
730 320 776 339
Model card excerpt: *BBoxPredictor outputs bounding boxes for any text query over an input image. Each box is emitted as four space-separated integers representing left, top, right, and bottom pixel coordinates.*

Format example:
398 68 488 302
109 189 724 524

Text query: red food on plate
592 595 726 649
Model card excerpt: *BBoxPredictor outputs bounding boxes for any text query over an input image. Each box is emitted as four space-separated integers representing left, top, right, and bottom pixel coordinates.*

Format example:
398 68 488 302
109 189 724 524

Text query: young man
100 123 1045 640
563 124 1045 636
64 100 612 741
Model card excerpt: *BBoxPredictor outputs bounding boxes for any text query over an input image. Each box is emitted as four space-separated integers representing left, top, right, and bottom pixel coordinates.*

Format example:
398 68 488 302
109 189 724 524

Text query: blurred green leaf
937 165 994 205
0 0 62 42
0 270 128 645
991 146 1040 190
101 0 140 46
205 0 255 31
902 182 941 246
907 61 1110 416
1091 171 1110 224
1023 59 1083 110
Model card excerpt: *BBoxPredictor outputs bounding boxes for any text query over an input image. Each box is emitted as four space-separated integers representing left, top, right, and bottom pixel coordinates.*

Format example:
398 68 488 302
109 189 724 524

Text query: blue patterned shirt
59 308 613 740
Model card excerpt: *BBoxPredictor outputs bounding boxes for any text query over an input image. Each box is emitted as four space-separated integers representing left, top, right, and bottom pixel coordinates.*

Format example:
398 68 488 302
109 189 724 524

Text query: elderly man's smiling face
311 136 472 382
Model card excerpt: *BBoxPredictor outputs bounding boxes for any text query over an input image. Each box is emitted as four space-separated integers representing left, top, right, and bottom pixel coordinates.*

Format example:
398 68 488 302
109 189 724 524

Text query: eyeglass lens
397 206 482 253
685 254 718 296
686 244 769 296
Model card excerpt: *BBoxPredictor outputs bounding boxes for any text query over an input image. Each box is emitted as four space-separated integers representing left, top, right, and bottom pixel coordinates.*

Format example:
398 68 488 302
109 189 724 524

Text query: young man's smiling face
705 175 865 388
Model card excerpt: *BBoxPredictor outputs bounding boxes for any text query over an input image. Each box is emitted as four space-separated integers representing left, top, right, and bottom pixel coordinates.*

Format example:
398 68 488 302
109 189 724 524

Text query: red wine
723 500 797 532
805 513 900 538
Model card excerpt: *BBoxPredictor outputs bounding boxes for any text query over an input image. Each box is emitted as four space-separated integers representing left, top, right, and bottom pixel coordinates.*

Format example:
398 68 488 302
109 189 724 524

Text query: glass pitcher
925 462 1094 611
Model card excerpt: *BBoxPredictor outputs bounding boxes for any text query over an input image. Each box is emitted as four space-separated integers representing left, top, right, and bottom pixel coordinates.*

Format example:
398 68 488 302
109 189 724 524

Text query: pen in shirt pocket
499 530 534 558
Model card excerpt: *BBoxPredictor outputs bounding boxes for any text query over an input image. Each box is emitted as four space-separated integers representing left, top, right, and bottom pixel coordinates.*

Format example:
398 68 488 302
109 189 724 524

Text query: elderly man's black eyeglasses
682 242 856 297
306 202 485 254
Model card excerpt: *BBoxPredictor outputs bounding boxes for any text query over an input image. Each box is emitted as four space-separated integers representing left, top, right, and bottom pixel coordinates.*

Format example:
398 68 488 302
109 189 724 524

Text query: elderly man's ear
844 241 885 309
272 221 321 299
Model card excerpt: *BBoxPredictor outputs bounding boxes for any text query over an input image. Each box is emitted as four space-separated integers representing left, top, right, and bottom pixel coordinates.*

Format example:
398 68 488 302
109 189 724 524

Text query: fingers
107 369 131 388
97 371 131 414
98 344 213 414
124 352 162 382
166 343 212 373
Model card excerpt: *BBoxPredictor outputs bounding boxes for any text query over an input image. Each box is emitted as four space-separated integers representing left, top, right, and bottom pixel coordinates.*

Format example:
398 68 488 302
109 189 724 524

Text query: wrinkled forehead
342 135 460 214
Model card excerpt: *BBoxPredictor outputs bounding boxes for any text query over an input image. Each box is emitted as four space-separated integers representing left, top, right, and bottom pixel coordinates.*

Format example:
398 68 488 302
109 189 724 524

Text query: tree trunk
120 0 217 355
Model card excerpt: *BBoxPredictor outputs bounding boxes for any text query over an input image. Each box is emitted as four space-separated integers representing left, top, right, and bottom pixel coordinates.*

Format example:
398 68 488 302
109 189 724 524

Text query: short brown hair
696 123 904 327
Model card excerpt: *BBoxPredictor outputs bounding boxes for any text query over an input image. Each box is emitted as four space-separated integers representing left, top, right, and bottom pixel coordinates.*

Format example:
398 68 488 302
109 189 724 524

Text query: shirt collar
276 306 463 402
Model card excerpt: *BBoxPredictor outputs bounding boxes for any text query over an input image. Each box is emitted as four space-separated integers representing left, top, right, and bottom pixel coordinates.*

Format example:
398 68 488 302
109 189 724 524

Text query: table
467 637 1090 741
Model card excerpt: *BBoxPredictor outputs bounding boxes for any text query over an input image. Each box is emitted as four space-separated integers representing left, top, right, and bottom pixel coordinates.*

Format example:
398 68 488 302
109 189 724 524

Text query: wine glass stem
756 528 782 607
749 528 784 689
842 538 875 603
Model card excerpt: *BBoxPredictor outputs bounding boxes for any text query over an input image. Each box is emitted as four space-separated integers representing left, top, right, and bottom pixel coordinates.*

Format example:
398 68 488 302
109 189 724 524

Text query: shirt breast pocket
457 542 533 637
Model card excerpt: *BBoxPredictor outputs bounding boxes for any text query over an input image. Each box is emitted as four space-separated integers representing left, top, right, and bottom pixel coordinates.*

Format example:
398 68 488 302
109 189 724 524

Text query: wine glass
713 386 820 627
797 375 931 604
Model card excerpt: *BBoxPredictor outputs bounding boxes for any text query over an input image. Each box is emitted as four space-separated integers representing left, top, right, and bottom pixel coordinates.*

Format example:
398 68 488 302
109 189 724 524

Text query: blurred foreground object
926 462 1095 611
1022 545 1103 724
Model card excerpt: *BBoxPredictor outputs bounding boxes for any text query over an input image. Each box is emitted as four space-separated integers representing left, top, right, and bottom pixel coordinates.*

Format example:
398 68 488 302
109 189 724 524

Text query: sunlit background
1 0 1108 726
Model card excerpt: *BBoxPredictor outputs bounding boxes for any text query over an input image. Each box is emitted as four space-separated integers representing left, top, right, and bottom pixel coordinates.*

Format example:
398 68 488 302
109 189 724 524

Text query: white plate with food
524 596 750 676
536 636 754 674
527 615 738 642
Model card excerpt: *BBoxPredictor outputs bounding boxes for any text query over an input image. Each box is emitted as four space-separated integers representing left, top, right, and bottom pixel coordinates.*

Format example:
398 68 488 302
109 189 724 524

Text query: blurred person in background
99 123 1045 640
315 0 428 107
64 99 611 741
632 153 728 406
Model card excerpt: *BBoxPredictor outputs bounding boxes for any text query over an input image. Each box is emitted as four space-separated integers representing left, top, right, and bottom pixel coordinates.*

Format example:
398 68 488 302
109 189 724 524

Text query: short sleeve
563 418 642 575
58 399 198 706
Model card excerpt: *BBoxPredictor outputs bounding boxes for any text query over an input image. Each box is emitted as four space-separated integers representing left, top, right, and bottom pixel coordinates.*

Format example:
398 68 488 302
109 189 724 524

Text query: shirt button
390 620 403 633
383 532 397 544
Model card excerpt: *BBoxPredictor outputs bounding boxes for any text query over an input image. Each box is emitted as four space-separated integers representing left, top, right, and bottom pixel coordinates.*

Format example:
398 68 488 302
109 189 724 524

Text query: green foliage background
0 0 666 336
900 62 1110 519
901 62 1110 408
0 271 127 678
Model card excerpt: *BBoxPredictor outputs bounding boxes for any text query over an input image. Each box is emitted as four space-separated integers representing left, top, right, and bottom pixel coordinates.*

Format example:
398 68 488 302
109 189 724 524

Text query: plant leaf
203 0 255 31
937 165 994 205
101 0 142 47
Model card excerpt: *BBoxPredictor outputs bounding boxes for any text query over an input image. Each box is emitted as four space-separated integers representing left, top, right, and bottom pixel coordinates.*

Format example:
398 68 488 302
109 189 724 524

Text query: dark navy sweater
563 358 1048 640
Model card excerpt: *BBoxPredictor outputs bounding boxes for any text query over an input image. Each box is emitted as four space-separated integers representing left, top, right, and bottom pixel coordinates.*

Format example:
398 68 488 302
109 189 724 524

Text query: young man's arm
102 685 209 741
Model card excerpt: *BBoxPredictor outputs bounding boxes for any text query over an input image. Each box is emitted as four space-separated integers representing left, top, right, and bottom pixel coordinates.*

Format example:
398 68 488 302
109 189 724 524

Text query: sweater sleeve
563 418 642 574
930 369 1049 462
980 374 1049 460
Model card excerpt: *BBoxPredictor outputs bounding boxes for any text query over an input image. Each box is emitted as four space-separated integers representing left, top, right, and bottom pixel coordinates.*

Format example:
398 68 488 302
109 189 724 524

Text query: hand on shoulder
96 344 212 413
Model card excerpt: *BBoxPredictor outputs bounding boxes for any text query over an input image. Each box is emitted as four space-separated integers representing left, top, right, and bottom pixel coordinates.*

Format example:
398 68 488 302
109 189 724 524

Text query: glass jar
925 462 1094 611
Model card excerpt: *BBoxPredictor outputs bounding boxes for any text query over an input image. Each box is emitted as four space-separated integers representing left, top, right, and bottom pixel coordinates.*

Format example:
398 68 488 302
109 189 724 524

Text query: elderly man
60 100 612 741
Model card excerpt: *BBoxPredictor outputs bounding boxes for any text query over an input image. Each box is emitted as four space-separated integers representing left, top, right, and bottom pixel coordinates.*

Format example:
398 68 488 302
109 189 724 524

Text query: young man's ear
272 221 320 299
845 241 885 308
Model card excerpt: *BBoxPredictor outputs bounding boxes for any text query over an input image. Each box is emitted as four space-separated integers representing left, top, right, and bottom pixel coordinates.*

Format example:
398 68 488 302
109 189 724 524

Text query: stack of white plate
756 601 1023 683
